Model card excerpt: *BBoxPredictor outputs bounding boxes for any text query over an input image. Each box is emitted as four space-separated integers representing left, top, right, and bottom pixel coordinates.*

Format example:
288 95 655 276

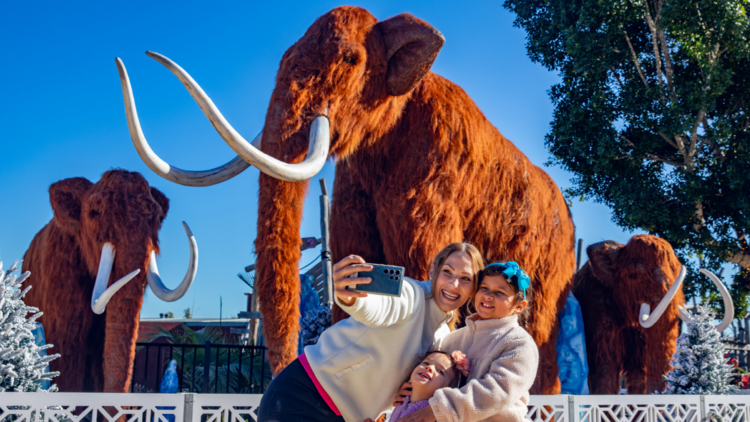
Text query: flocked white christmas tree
0 260 60 392
663 304 737 394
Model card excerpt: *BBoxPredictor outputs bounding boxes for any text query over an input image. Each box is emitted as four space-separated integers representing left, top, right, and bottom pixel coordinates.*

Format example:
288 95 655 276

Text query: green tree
505 0 750 310
184 307 192 319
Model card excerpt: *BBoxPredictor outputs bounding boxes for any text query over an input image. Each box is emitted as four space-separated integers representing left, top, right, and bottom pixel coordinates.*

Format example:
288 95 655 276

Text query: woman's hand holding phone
333 255 373 307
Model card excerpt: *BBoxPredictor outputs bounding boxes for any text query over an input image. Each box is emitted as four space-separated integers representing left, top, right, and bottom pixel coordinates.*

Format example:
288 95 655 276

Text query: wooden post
745 316 750 370
575 238 584 271
250 291 260 345
319 179 333 308
242 293 261 345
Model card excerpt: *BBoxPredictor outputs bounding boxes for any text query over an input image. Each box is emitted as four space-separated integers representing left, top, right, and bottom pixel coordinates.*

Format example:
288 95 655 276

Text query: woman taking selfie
257 243 484 422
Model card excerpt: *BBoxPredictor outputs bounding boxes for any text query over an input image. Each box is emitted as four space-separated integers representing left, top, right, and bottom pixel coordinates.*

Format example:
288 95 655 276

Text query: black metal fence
131 341 272 394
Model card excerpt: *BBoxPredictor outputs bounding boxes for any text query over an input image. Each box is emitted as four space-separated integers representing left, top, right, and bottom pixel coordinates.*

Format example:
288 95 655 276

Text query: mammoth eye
90 209 101 218
343 56 356 65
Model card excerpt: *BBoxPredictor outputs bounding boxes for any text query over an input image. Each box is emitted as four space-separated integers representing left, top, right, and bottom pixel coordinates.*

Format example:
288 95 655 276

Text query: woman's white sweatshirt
303 278 451 422
431 314 539 422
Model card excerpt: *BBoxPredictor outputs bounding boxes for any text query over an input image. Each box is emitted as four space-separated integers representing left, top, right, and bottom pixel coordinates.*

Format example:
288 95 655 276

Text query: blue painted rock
160 359 179 394
32 322 51 390
298 274 321 354
556 293 589 394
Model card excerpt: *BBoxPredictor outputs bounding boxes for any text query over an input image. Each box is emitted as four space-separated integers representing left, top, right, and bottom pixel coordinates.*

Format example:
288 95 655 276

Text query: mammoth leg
623 327 647 394
24 240 100 392
526 254 574 394
82 315 106 392
102 271 146 392
255 174 307 375
645 319 679 393
330 164 386 323
582 311 623 394
532 311 564 394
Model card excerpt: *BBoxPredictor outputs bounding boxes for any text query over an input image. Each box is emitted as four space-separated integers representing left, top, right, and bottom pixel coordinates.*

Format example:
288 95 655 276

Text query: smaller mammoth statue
22 170 198 392
573 235 733 394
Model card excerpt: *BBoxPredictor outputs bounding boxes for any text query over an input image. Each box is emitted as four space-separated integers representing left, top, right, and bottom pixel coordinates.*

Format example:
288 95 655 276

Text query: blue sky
0 0 645 319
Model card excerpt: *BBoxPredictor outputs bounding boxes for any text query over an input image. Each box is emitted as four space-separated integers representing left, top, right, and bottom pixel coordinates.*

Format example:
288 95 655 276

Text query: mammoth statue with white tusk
115 7 582 395
572 235 734 394
22 170 197 392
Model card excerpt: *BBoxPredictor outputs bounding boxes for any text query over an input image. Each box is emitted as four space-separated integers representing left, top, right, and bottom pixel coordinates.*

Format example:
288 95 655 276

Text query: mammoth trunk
255 173 308 375
102 264 147 392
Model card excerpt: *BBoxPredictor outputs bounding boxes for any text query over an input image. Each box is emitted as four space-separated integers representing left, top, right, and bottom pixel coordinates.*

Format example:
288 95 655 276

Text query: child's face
433 252 475 313
409 353 456 400
474 275 527 320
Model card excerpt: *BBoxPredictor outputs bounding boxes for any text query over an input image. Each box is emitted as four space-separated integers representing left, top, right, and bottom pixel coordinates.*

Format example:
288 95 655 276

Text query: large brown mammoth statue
22 170 198 392
116 6 575 393
573 235 734 394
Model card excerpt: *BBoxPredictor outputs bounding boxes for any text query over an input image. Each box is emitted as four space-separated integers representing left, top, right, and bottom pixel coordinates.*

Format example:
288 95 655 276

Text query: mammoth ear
49 177 93 234
150 187 170 223
377 13 445 96
586 240 622 285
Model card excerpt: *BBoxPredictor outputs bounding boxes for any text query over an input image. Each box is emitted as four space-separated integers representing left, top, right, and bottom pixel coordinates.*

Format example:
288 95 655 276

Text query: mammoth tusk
678 306 692 323
116 57 259 187
639 265 686 328
142 51 330 183
146 222 198 302
699 269 734 332
91 243 141 314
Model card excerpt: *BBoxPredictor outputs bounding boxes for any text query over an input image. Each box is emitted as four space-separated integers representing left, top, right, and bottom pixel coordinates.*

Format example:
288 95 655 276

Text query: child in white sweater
394 261 539 422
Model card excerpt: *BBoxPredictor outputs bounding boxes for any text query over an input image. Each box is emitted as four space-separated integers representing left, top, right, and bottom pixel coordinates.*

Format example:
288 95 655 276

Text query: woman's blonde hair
427 242 485 330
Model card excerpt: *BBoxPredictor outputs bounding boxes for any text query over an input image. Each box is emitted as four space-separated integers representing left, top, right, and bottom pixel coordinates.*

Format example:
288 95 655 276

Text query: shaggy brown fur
253 6 575 394
572 235 684 394
22 170 168 392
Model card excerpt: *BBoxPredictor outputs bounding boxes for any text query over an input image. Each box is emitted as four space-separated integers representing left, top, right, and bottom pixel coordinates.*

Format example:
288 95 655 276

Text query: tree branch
644 2 666 104
623 29 650 88
693 202 750 268
609 66 626 91
688 110 706 161
618 133 636 148
657 28 678 102
728 252 750 268
645 153 687 167
658 130 679 149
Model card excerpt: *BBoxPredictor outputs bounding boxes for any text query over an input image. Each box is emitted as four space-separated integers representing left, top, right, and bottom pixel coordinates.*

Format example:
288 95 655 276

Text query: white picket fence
0 393 748 422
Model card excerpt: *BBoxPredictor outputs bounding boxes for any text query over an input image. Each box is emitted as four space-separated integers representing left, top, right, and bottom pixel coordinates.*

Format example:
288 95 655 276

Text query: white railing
1 393 748 422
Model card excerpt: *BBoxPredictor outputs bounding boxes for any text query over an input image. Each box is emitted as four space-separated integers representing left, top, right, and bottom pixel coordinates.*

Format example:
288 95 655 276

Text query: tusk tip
182 221 194 237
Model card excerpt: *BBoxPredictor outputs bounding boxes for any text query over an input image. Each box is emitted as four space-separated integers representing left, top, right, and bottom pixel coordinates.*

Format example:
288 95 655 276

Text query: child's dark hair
421 351 465 388
473 264 534 328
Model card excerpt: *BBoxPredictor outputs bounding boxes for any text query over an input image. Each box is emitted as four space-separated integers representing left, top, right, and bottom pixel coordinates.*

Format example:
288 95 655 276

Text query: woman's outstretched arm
333 255 423 327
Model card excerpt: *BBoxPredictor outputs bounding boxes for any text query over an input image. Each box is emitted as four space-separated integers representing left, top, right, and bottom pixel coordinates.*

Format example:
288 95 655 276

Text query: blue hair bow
486 261 530 299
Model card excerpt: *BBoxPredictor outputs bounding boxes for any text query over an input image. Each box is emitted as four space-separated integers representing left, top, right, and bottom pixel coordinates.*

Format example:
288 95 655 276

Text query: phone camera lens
389 269 395 274
383 269 388 274
395 270 400 275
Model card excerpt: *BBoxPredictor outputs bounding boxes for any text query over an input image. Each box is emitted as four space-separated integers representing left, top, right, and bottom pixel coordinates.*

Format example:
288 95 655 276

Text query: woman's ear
429 263 435 280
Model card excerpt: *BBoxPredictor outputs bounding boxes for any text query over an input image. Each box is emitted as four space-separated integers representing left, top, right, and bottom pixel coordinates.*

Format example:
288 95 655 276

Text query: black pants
257 358 346 422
